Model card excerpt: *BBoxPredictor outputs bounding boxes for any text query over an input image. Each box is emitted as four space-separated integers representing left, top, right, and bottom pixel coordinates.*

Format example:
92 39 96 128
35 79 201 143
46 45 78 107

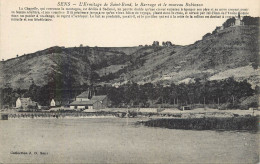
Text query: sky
1 0 259 60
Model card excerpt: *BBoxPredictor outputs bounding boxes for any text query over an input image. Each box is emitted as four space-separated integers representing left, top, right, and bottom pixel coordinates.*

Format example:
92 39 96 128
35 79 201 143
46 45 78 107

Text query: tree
2 86 14 107
242 16 260 26
124 83 139 106
223 17 236 28
107 87 124 106
24 81 41 102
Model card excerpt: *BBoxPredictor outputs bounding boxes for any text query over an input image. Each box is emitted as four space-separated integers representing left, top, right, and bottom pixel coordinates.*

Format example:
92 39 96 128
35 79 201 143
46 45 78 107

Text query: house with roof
76 90 91 101
91 95 109 109
50 99 56 107
16 97 38 109
69 90 109 110
70 100 100 110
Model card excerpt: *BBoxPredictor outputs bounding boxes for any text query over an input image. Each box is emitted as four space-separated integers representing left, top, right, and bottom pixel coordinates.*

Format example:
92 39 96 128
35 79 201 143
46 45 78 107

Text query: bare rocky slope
0 25 259 89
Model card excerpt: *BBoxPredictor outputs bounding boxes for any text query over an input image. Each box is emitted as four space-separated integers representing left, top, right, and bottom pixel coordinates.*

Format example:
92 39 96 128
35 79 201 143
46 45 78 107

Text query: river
0 118 258 163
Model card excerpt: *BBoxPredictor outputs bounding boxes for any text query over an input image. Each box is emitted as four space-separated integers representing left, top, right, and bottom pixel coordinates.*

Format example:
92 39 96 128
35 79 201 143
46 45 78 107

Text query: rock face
0 24 259 89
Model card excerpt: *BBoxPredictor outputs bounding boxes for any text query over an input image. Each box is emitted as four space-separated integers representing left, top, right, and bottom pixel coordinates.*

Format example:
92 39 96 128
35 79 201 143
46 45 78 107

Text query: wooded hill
0 17 259 90
0 16 259 108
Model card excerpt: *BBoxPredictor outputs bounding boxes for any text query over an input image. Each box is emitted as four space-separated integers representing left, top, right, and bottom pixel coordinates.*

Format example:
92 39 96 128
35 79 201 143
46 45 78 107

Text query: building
234 12 244 26
91 95 109 108
232 12 244 26
75 90 91 101
69 100 104 110
50 99 56 107
16 98 37 109
69 90 109 110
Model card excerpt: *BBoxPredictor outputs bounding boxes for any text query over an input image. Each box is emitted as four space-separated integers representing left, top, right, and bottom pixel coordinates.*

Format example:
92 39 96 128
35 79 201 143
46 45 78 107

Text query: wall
16 99 21 108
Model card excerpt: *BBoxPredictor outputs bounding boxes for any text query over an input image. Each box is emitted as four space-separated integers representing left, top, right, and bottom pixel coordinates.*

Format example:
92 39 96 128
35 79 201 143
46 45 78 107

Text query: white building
16 97 37 109
50 99 56 107
233 12 244 26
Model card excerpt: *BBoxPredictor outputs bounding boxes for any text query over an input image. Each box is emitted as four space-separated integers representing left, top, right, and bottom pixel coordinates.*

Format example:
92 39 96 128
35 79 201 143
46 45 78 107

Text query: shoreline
138 116 259 131
1 107 259 120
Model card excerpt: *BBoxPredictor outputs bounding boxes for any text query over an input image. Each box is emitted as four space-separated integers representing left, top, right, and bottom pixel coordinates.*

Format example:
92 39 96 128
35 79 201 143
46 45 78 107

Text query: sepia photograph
0 0 259 163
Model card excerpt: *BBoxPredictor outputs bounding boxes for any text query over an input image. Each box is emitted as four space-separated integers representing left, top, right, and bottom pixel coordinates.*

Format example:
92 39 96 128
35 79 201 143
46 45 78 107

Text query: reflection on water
0 118 258 163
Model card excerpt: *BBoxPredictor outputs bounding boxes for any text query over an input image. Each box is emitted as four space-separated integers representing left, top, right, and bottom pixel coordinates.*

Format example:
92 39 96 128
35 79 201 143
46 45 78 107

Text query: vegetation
242 16 260 26
1 19 258 91
105 77 256 109
211 16 259 35
1 16 259 109
140 116 259 131
0 77 257 109
202 33 211 39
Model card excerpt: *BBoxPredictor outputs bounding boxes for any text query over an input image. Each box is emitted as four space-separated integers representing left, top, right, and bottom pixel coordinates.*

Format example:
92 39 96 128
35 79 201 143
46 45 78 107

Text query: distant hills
0 17 259 89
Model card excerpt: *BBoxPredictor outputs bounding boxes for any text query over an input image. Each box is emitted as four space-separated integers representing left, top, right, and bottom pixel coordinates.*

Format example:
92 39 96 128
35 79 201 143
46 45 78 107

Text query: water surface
0 118 258 163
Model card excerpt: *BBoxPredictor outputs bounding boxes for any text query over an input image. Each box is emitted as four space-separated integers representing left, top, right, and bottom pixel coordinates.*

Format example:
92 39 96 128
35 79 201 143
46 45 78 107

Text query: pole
204 97 206 109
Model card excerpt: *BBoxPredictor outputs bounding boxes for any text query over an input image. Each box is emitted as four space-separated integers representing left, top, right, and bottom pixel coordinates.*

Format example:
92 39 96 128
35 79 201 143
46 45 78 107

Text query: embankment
139 116 259 131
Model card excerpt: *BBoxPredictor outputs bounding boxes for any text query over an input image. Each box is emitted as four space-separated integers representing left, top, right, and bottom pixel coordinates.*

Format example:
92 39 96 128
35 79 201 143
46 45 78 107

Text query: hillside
0 46 142 89
0 24 259 89
110 25 259 87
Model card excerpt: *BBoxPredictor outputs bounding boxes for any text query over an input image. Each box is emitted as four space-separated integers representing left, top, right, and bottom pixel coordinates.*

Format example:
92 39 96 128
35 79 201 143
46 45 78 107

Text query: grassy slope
120 26 259 86
0 47 141 89
0 53 91 88
0 26 259 88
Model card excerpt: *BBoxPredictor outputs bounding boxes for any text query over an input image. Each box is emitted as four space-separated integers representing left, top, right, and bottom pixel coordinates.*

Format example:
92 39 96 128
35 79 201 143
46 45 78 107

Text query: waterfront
0 118 259 163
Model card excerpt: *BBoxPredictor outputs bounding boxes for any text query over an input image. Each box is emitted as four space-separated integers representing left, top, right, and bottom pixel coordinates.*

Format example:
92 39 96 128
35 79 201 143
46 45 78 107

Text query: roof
91 95 107 101
19 98 31 103
76 91 90 98
70 100 97 106
18 98 38 106
20 98 30 101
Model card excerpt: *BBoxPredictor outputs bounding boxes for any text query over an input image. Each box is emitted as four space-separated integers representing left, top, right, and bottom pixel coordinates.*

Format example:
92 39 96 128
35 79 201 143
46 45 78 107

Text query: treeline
0 81 81 107
1 77 258 109
104 78 257 109
210 16 260 35
222 16 260 28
